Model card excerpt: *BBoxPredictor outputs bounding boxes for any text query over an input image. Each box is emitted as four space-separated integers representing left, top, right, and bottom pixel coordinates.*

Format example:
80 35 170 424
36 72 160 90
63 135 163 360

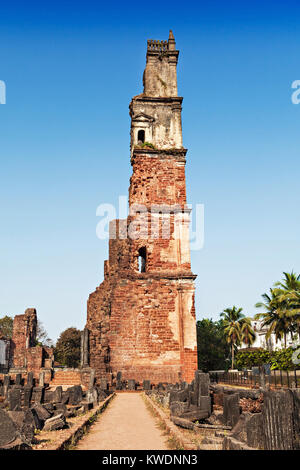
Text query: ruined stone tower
85 31 198 384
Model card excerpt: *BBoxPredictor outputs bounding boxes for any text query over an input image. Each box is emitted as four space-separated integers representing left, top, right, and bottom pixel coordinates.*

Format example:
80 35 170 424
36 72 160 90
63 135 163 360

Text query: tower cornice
131 147 187 165
132 96 183 104
110 271 197 281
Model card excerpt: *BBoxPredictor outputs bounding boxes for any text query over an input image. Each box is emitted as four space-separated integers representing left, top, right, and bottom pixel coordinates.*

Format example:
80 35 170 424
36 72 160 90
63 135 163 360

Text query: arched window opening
137 129 145 144
138 247 146 273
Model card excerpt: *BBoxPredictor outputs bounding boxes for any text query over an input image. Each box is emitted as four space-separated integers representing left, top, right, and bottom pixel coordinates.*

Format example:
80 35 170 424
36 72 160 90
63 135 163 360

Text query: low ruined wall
26 347 44 373
51 369 82 386
0 368 94 391
0 369 52 385
50 368 93 389
115 365 182 384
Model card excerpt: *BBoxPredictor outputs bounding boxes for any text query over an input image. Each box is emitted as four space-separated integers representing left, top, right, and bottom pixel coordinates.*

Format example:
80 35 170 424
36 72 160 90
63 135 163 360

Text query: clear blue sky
0 1 299 342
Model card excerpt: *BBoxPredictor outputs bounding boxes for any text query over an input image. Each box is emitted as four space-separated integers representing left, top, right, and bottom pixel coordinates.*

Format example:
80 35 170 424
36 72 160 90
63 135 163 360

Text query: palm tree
240 318 256 346
274 272 300 341
288 290 300 339
274 271 300 291
255 289 291 348
221 306 245 369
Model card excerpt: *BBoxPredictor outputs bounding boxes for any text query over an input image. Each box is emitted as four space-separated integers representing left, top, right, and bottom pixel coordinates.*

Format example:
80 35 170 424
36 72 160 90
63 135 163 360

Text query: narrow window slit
138 247 146 273
138 129 145 143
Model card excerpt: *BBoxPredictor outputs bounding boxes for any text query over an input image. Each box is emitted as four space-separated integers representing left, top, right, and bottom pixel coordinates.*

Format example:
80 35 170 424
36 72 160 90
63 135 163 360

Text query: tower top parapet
147 39 168 53
143 30 179 98
146 30 177 55
129 30 183 151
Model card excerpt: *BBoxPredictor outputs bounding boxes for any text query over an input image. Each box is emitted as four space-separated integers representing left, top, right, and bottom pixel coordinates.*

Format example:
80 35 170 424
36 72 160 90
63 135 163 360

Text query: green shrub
236 347 299 371
141 142 155 149
269 348 297 371
236 349 270 369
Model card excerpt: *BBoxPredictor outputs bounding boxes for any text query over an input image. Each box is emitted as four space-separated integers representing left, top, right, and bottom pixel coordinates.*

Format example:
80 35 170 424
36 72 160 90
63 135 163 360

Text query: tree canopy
220 306 256 369
0 315 13 338
54 327 81 368
196 319 231 372
255 271 300 348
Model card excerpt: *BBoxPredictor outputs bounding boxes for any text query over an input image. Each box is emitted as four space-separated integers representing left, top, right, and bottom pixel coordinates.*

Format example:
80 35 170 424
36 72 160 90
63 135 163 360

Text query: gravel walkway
76 392 169 450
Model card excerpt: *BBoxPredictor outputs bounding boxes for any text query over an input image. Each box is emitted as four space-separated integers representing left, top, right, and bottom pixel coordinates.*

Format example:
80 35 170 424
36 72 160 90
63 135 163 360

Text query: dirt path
75 392 169 450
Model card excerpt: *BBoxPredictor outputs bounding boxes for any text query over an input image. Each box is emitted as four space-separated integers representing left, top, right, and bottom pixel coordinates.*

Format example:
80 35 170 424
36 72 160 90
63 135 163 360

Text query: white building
0 335 10 373
242 320 294 351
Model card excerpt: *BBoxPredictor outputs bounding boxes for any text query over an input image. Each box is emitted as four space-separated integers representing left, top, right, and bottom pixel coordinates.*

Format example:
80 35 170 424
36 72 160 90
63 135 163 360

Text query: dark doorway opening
138 247 146 272
137 129 145 144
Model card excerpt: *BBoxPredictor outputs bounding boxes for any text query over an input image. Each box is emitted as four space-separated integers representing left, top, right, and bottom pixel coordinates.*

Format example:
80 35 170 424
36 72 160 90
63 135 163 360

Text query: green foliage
198 271 300 372
255 271 300 347
197 319 231 372
141 142 156 149
54 327 81 368
220 306 256 369
236 347 299 370
0 315 13 338
236 349 270 368
240 318 256 346
269 347 298 370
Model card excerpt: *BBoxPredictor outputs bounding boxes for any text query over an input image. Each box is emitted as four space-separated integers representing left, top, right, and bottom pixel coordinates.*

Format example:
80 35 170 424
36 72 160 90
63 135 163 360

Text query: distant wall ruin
4 308 54 379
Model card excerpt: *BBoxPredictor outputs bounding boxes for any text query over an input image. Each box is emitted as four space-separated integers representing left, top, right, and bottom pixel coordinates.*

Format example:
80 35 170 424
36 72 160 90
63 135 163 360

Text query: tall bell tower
130 30 182 155
85 31 198 384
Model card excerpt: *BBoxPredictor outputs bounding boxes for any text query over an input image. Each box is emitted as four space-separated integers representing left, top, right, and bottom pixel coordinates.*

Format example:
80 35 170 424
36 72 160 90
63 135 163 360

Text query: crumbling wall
9 309 54 378
11 308 37 368
87 203 197 384
86 234 197 384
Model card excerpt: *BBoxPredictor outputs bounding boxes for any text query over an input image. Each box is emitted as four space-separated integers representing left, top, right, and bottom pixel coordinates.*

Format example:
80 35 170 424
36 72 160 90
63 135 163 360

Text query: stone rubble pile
145 371 213 422
1 368 299 450
144 370 300 450
222 388 300 450
0 370 111 449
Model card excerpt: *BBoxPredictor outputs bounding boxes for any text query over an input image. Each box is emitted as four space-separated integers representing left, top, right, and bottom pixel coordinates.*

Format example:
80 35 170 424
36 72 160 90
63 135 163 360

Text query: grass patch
142 393 184 450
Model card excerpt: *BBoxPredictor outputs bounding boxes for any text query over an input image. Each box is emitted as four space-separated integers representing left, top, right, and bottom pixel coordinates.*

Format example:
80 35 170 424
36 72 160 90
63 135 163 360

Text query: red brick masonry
85 34 198 385
10 308 54 378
